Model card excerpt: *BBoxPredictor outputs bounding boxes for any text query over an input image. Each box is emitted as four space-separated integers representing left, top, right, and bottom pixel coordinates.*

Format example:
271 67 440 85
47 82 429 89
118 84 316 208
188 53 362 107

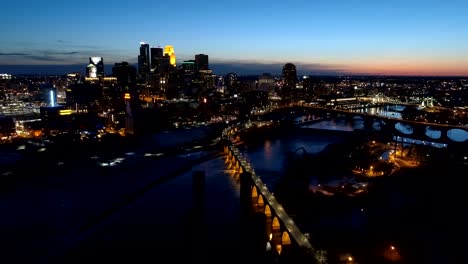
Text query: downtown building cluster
0 43 241 139
1 42 468 142
80 42 222 102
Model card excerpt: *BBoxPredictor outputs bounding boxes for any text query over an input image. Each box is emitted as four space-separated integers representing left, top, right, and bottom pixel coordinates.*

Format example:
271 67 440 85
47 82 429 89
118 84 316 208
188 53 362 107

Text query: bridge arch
276 244 282 255
272 217 281 230
251 186 258 199
257 195 264 207
395 122 413 135
282 231 291 245
425 126 442 139
265 205 272 217
448 128 468 142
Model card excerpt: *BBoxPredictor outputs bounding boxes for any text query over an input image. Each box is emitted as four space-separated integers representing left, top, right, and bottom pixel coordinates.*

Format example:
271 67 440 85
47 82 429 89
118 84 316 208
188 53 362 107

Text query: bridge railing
222 124 321 263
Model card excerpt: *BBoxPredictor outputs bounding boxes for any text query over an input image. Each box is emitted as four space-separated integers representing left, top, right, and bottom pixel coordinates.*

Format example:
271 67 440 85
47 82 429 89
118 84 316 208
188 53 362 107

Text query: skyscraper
150 47 164 72
86 64 97 78
282 63 297 100
138 43 150 77
225 73 238 94
195 54 209 71
258 73 275 94
182 60 196 74
164 45 176 66
112 62 137 87
86 57 104 78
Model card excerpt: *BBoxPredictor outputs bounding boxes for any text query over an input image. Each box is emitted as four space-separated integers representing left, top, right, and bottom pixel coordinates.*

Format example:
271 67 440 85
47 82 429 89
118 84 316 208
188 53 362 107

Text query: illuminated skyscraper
164 45 176 66
86 57 104 78
86 64 97 78
138 42 150 76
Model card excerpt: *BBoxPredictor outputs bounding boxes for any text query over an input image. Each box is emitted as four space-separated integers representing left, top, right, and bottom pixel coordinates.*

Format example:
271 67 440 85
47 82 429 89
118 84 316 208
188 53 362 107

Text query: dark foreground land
0 125 267 264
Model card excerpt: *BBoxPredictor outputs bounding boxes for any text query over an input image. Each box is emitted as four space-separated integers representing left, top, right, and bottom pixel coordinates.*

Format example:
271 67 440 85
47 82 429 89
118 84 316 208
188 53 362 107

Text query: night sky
1 0 468 76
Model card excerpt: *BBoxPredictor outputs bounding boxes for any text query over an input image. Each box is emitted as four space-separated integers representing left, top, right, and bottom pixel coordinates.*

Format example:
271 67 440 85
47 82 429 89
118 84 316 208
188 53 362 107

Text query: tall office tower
282 63 297 100
86 57 104 78
164 45 176 66
225 72 238 94
86 64 98 78
301 75 312 99
138 42 150 76
195 54 209 71
182 60 196 74
150 47 164 72
112 61 137 87
258 73 275 94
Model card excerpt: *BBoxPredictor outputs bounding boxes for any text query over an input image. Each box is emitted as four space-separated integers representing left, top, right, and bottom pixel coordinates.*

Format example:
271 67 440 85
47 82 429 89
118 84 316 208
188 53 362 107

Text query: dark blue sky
1 0 468 76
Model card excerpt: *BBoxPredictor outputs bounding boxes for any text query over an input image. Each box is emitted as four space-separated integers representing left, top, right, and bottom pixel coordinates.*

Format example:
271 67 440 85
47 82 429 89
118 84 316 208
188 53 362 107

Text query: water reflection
242 134 342 189
395 122 413 134
297 104 468 142
425 127 442 139
301 115 467 143
302 120 354 131
353 105 404 119
353 105 467 142
447 129 468 142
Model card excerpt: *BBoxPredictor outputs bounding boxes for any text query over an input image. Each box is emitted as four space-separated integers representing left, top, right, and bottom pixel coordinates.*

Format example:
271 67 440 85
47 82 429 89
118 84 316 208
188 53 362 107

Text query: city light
59 109 72 116
50 90 55 107
1 34 467 264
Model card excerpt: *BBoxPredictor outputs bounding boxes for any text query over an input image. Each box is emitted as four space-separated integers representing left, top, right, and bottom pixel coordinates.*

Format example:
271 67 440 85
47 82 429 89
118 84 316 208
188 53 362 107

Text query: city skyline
1 0 468 76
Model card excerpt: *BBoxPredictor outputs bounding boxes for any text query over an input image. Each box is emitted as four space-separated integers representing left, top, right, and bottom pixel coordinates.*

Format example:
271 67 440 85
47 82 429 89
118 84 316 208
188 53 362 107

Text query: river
239 116 467 264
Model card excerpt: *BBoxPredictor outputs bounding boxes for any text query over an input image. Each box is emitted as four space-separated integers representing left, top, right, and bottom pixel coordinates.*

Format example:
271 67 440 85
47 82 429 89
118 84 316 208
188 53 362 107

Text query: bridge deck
231 147 314 250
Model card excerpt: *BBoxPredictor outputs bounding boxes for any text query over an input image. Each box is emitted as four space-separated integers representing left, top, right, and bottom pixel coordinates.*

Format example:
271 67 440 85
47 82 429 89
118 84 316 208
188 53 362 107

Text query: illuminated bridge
222 125 321 263
285 105 468 146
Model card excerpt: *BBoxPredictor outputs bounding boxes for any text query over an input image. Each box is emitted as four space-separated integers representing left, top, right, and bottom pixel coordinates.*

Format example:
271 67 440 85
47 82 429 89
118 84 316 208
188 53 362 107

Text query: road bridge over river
272 105 467 146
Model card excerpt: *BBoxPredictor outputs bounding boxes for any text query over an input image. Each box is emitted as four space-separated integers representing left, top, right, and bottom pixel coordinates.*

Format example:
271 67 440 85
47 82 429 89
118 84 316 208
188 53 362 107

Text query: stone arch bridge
278 105 468 146
222 125 323 263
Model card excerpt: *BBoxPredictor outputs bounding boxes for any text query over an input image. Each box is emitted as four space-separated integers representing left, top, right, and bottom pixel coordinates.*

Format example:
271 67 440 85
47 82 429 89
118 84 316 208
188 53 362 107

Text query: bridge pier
224 134 318 263
439 127 450 142
412 125 427 140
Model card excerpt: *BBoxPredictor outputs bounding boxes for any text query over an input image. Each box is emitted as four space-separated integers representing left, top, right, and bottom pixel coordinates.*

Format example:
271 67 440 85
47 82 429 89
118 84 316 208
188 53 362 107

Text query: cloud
26 55 66 62
45 51 80 55
0 64 85 75
0 52 31 56
0 49 88 65
0 45 135 66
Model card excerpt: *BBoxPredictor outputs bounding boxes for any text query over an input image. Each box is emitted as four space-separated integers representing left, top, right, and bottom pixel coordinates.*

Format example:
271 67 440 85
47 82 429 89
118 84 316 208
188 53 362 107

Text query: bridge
222 124 323 263
280 105 468 145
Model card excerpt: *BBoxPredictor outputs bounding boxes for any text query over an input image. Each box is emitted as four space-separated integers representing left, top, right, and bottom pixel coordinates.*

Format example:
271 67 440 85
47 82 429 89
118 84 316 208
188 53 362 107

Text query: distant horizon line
0 64 467 79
